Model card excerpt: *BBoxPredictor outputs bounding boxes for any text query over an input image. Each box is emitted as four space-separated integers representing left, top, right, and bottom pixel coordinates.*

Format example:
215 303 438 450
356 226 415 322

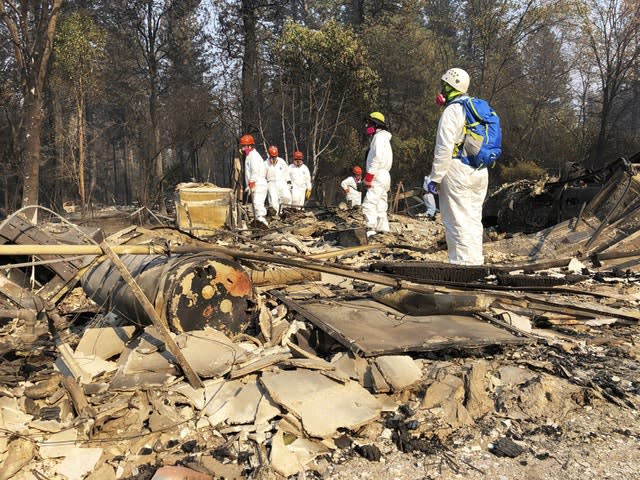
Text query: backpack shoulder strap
464 97 482 122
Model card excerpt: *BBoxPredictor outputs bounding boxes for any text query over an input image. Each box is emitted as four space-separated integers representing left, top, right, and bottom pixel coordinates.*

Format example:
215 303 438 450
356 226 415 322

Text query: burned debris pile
0 160 640 479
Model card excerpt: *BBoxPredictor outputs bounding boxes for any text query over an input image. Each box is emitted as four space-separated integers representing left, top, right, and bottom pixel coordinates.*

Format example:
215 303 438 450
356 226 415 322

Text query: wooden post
99 241 203 389
392 182 404 213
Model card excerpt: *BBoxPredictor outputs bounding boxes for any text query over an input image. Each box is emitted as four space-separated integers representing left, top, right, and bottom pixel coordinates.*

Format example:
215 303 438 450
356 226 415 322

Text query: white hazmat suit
363 130 393 232
244 148 268 224
340 174 362 207
289 162 311 207
422 175 437 217
429 96 488 265
265 156 292 214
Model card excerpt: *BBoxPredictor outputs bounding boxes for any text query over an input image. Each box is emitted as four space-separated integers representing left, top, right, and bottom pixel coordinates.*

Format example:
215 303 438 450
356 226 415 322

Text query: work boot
254 217 269 229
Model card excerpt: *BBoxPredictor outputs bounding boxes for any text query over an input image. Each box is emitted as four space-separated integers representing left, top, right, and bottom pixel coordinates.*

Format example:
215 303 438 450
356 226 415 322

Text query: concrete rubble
0 159 639 478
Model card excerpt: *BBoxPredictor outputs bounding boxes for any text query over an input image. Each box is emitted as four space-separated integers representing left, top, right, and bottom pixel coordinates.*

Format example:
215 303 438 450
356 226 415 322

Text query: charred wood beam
498 247 640 273
474 311 538 340
584 173 635 250
0 308 36 323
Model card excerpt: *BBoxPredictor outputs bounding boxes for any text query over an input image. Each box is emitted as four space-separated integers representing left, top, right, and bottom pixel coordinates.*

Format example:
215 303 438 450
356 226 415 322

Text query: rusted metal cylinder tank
81 253 253 334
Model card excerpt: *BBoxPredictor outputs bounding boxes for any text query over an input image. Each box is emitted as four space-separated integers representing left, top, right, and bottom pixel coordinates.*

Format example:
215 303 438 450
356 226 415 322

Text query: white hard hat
442 68 470 94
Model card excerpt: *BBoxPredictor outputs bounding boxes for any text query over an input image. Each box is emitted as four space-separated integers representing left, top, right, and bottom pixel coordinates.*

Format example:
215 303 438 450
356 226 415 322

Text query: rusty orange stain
202 304 215 319
209 262 253 298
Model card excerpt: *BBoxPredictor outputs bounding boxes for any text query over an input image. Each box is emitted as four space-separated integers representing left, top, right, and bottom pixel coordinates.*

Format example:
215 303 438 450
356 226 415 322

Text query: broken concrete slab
364 362 390 393
39 429 78 459
224 377 272 425
440 396 475 427
421 374 475 428
56 352 118 383
255 388 282 425
330 351 367 383
198 456 244 480
201 379 244 426
270 430 331 478
463 360 494 418
0 396 33 433
75 326 136 360
175 328 249 378
260 369 381 438
147 391 185 432
86 463 117 480
54 446 103 480
269 430 306 478
151 465 215 480
109 343 178 390
0 437 34 480
495 374 583 421
200 376 279 427
374 355 423 391
422 374 465 409
497 365 539 386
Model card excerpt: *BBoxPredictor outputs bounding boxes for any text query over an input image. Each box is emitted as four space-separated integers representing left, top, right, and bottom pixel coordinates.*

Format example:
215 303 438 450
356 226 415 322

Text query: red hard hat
268 146 278 157
352 166 362 175
293 150 304 161
239 134 255 146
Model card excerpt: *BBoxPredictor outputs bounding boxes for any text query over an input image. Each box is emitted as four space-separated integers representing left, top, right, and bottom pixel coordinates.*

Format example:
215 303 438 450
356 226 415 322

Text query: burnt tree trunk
0 0 63 212
241 0 259 133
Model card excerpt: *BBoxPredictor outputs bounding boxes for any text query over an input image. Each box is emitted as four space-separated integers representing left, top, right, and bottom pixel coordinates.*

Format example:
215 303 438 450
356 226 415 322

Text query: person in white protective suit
340 165 363 207
422 175 437 219
288 150 312 207
362 111 392 235
426 67 488 265
265 145 292 215
240 134 269 226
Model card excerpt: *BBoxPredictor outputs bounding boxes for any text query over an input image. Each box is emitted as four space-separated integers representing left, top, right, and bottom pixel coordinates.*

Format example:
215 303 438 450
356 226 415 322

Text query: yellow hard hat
367 111 386 127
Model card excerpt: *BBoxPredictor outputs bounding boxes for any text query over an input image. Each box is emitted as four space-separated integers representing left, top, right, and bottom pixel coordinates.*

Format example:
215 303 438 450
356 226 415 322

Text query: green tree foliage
361 1 446 187
52 10 106 212
1 0 638 213
273 20 378 184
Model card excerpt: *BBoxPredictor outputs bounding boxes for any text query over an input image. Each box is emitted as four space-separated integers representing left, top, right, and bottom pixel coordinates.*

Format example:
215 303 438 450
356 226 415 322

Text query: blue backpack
451 96 502 169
